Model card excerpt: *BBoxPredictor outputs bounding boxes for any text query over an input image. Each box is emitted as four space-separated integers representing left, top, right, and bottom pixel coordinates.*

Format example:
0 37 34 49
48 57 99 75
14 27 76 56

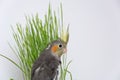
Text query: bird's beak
63 47 67 53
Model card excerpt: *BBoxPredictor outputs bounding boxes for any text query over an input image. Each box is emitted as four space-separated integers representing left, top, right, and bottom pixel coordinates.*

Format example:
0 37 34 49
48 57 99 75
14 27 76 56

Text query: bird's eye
59 44 62 48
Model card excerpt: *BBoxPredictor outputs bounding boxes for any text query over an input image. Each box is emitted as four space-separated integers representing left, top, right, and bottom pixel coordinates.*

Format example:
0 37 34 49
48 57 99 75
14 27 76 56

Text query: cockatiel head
48 27 69 57
46 27 69 58
48 39 67 57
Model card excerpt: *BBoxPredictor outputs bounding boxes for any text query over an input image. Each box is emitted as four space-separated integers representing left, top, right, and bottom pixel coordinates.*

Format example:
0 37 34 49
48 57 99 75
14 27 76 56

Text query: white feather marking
35 66 44 73
46 44 51 50
35 67 40 73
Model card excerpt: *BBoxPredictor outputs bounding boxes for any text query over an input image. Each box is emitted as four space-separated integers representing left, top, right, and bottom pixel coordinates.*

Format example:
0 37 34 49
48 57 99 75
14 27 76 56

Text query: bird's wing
31 61 47 80
31 50 47 77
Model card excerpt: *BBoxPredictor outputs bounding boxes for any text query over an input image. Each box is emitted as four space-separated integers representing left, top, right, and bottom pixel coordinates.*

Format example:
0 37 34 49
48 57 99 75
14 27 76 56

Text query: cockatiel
31 39 68 80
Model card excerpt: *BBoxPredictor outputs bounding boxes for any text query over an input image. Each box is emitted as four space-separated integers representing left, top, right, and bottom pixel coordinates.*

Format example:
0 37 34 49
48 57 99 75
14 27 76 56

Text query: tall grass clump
0 4 72 80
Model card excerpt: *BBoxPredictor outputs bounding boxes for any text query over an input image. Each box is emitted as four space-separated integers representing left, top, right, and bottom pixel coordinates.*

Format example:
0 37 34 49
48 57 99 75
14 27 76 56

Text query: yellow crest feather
60 25 69 44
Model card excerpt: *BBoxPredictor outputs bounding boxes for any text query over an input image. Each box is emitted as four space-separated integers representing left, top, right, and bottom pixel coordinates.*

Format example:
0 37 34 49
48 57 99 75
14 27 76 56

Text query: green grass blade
0 54 25 73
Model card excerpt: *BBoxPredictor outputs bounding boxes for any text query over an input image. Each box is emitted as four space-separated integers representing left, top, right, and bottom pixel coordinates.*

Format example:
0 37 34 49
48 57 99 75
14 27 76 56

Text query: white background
0 0 120 80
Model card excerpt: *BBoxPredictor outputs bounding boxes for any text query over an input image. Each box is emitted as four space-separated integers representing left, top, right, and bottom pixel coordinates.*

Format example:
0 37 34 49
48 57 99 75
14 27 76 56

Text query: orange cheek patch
51 45 58 53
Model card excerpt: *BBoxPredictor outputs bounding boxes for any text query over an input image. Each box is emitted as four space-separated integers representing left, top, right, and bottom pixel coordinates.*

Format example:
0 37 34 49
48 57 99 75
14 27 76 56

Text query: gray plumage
31 39 66 80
